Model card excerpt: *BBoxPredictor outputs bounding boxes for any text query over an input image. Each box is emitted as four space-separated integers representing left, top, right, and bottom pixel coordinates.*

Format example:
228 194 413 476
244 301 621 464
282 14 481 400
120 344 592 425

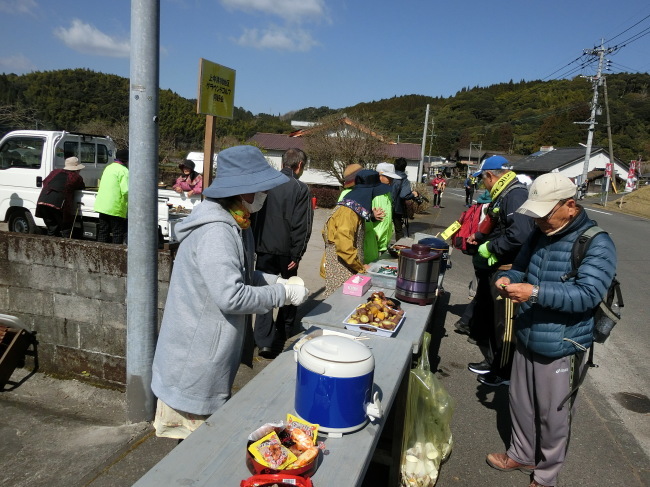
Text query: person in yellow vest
94 149 129 244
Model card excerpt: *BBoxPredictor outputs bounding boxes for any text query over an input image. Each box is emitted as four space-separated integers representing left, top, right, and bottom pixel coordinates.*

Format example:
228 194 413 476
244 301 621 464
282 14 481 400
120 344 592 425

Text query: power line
605 13 650 44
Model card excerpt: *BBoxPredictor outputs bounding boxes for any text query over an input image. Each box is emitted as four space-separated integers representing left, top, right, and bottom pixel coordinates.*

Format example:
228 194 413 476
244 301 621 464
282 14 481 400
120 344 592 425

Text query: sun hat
376 162 402 180
179 159 195 172
343 163 363 188
341 169 391 216
516 173 577 218
64 156 84 171
115 149 129 163
203 145 289 198
472 155 509 177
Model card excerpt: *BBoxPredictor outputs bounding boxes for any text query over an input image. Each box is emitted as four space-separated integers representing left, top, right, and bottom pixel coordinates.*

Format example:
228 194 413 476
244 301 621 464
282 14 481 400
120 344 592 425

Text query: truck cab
0 130 115 232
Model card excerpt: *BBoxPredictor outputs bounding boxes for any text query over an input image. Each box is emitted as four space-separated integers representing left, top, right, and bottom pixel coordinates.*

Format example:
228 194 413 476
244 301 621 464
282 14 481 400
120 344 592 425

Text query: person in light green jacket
94 149 129 243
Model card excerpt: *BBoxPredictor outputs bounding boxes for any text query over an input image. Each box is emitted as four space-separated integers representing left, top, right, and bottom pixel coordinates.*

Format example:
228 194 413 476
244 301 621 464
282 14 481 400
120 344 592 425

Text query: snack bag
248 432 297 470
285 414 319 445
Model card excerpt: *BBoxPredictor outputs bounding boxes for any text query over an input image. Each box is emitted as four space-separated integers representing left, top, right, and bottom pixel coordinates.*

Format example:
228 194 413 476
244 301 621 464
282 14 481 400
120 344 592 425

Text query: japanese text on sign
197 59 236 119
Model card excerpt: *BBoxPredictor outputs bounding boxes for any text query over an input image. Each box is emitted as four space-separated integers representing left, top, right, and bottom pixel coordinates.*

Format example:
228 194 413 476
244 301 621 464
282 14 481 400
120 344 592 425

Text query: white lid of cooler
299 335 374 377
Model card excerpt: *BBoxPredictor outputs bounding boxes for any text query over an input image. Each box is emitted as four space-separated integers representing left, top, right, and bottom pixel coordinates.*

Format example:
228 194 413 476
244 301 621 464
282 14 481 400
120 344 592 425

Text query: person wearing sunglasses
486 173 616 487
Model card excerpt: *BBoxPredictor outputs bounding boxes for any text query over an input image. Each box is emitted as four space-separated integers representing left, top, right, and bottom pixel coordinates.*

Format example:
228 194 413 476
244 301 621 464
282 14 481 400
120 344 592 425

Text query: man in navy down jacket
485 173 616 487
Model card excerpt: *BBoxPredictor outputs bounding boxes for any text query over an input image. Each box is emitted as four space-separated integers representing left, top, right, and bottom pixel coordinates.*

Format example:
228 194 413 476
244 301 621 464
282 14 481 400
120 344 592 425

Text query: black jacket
476 177 534 267
252 167 313 263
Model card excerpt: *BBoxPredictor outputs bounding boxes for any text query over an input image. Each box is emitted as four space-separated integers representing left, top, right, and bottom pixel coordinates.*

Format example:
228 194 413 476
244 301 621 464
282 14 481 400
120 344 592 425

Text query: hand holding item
174 186 182 193
284 283 310 306
495 277 511 297
497 282 534 303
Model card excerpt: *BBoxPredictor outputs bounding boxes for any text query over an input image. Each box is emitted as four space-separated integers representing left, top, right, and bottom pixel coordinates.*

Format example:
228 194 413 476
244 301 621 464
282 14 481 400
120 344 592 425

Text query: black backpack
561 225 623 344
557 224 622 410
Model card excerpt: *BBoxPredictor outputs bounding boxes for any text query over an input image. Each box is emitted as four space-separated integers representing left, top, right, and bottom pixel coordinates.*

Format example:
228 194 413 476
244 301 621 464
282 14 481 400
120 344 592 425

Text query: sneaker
478 373 510 387
454 319 471 336
467 360 491 374
486 452 534 473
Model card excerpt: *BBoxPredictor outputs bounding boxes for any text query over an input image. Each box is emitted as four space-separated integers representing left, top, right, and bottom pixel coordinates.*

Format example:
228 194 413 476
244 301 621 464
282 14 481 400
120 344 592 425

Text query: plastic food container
342 308 406 337
367 260 399 289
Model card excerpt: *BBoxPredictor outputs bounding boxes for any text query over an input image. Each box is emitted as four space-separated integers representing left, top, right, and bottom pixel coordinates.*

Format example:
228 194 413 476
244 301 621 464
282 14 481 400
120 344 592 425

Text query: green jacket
94 162 129 218
338 189 393 264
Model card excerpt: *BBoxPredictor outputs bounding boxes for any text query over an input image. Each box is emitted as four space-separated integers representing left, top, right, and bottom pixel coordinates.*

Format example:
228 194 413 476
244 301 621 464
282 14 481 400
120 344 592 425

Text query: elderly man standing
486 173 616 487
252 148 313 358
464 155 534 386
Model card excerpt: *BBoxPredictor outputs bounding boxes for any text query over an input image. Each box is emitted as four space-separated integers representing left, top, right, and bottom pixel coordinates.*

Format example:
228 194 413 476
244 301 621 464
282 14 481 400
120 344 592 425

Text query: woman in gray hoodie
151 146 309 440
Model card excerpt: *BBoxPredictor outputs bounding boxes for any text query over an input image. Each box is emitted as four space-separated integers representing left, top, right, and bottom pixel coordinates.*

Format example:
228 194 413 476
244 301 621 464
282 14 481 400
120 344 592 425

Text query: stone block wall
0 233 173 389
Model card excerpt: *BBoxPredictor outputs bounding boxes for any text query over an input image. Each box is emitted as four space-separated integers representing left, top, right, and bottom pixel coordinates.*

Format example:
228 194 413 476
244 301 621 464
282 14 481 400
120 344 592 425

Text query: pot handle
365 391 383 421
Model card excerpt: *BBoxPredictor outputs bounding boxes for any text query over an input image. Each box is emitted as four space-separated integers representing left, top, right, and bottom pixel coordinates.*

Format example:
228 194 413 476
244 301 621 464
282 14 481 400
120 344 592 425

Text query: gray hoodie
151 199 286 415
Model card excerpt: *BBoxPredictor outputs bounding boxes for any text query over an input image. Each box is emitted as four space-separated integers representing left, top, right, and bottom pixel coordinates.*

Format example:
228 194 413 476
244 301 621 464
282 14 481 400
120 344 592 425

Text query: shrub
412 182 432 214
310 185 341 209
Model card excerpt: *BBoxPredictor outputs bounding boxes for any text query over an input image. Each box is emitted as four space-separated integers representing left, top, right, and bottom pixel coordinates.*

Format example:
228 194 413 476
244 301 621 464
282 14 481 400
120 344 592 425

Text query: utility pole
602 76 615 206
126 0 160 423
418 104 430 182
578 40 614 194
468 141 482 177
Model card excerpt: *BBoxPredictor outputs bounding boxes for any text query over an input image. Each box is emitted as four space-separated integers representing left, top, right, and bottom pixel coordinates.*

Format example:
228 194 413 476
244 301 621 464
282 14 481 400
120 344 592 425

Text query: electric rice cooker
294 335 382 435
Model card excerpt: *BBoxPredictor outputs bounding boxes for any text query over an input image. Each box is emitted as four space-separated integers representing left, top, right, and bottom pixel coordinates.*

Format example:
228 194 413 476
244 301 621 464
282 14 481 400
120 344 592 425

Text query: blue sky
1 0 649 116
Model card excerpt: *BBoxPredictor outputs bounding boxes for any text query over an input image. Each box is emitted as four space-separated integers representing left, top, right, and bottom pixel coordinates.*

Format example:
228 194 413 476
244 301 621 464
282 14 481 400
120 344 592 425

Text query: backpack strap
561 225 605 282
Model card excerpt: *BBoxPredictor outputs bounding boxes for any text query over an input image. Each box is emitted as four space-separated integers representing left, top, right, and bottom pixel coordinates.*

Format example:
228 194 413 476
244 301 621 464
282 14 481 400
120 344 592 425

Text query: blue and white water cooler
295 335 382 435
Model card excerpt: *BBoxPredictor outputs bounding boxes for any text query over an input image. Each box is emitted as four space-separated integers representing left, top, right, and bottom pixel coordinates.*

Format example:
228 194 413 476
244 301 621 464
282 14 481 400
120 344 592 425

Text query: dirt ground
602 184 650 219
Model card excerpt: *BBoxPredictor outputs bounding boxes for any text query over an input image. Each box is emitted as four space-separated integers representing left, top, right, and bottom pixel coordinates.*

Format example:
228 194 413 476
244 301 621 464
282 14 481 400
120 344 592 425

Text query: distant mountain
0 69 648 162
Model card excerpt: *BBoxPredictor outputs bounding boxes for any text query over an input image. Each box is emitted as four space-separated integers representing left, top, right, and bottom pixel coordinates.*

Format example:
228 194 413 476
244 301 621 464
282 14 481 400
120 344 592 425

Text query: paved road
441 185 650 458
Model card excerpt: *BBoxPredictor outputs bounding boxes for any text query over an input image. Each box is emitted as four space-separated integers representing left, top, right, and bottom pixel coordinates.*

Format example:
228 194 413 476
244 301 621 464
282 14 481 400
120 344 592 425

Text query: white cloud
54 19 130 58
220 0 326 23
0 54 36 73
234 25 317 51
0 0 38 15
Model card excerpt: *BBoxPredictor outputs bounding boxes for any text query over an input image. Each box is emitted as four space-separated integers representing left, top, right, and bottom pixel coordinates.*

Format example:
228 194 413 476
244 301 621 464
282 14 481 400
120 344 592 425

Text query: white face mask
241 192 267 213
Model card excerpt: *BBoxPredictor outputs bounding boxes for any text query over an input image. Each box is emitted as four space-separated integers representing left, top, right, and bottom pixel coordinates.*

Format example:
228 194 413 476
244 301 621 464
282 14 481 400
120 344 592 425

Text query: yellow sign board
440 221 462 241
197 58 236 119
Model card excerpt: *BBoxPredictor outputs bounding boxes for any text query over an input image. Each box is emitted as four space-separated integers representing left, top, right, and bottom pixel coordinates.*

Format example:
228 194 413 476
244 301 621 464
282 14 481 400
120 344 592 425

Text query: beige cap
517 173 576 218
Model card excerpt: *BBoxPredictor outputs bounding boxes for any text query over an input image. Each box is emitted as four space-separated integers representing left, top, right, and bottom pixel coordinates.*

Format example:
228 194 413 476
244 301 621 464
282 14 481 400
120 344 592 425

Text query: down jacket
498 208 616 358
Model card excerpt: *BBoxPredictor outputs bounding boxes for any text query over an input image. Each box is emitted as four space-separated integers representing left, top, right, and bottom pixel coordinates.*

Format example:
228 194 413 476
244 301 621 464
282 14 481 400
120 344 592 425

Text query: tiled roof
509 147 625 173
248 133 305 151
247 133 422 160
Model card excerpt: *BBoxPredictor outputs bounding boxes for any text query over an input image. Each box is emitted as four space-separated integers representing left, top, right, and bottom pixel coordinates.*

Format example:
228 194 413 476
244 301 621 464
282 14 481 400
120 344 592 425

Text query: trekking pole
69 202 81 239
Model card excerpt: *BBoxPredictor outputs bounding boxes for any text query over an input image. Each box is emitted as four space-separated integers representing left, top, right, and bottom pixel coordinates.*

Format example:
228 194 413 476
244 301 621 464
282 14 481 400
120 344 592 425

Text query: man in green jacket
94 149 129 243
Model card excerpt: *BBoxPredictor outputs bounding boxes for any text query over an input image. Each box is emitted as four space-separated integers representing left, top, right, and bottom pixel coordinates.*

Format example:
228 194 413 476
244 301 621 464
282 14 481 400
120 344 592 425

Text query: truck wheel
8 210 38 234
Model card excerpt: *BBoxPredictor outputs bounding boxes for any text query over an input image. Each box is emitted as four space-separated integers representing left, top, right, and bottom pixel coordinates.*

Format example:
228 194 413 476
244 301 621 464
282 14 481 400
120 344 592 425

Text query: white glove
284 284 310 306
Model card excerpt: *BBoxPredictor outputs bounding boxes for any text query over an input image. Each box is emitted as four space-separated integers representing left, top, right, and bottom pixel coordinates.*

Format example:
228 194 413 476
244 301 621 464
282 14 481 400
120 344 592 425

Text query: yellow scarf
489 171 517 200
228 201 251 229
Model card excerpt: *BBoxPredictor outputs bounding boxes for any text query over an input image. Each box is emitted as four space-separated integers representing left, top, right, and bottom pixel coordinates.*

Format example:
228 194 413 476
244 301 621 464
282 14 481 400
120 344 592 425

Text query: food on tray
375 265 398 276
248 431 297 470
345 292 404 330
285 414 318 447
291 446 319 468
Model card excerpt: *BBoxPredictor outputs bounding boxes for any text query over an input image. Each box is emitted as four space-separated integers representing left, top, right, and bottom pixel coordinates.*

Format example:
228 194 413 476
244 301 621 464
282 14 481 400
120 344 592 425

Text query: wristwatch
529 285 539 303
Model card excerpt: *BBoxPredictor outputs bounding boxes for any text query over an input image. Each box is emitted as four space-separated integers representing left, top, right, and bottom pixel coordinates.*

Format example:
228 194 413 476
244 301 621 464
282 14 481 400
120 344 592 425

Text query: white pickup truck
0 130 200 242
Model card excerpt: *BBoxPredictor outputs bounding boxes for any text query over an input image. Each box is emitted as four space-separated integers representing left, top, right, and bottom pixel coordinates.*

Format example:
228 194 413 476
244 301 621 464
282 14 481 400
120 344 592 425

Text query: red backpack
452 204 484 255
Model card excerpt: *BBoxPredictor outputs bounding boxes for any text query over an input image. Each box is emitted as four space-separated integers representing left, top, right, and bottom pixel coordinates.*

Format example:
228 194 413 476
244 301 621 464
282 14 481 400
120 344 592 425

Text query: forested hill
1 68 648 162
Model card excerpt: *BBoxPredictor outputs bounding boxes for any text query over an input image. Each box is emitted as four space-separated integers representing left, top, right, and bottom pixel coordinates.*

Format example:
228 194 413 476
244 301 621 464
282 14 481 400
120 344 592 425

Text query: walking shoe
486 452 534 473
478 373 510 387
454 319 471 336
468 360 491 374
258 347 277 360
529 481 553 487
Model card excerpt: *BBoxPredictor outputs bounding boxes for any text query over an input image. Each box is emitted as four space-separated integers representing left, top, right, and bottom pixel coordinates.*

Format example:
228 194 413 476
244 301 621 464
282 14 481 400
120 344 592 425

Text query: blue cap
472 155 509 177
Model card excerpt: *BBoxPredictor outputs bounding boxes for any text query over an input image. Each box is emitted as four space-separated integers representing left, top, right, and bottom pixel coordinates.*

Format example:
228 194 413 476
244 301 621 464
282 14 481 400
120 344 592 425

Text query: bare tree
76 119 129 149
304 115 389 185
0 105 42 131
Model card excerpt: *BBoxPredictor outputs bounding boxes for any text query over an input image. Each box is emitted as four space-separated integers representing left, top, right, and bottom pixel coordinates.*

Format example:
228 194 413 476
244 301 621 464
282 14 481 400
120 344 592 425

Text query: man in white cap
486 173 617 487
35 156 86 237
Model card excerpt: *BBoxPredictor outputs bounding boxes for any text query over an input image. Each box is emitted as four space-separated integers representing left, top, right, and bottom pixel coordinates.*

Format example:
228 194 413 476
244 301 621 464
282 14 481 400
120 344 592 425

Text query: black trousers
38 206 65 237
465 188 475 205
253 252 298 349
97 213 127 244
393 212 405 241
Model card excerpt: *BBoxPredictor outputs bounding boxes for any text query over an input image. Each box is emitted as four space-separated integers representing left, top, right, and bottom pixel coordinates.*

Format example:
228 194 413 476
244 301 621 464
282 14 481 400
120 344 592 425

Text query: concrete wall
0 233 172 390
